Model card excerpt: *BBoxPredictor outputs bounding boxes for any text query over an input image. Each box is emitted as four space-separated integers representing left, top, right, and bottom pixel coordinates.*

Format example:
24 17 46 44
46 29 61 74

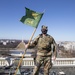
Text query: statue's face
41 29 47 34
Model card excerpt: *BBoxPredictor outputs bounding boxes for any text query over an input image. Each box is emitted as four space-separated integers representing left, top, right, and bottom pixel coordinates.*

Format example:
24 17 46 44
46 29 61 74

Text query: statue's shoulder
34 34 42 39
47 34 53 38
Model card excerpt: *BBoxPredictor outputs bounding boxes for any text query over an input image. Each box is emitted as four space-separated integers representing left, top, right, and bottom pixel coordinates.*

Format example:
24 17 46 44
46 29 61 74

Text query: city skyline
0 0 75 41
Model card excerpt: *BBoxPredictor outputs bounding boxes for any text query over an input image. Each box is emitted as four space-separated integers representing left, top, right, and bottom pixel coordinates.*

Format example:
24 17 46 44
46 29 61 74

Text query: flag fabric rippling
20 7 43 28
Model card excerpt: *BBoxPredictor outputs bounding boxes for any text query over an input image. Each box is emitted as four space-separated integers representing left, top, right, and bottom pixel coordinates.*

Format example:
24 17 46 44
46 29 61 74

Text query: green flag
20 7 44 28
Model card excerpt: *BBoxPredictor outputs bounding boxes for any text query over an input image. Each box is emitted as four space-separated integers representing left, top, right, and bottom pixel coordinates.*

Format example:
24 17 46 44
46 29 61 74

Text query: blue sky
0 0 75 41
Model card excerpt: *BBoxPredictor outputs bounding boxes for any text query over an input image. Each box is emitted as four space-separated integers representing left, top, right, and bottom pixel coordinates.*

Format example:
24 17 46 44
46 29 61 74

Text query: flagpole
14 28 37 75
